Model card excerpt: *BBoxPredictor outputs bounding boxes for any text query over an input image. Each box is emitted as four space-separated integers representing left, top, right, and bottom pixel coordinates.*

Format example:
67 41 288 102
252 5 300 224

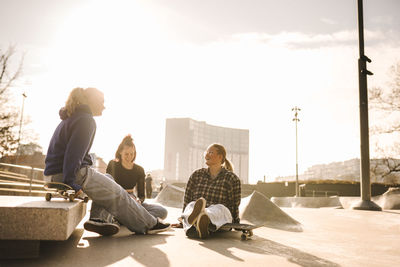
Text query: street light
292 106 300 197
352 0 381 211
17 92 27 156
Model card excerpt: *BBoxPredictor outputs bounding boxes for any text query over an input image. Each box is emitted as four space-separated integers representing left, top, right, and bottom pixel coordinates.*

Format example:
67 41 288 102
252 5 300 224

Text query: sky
1 0 399 184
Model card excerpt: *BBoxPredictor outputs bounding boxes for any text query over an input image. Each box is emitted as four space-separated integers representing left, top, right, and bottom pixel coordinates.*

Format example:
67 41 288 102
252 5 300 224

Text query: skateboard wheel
241 234 247 241
45 193 52 201
68 194 75 202
248 230 253 237
83 196 89 203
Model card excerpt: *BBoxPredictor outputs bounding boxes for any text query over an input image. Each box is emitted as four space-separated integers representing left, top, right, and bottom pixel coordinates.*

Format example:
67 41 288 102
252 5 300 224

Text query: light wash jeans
182 201 232 232
50 166 163 234
90 192 168 224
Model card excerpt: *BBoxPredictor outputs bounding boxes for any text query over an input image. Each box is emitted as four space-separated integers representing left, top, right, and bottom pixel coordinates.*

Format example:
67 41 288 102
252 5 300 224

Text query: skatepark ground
1 194 399 267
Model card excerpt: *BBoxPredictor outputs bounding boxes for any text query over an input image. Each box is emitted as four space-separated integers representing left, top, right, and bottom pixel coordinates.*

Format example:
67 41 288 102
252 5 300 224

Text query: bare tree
0 45 24 158
369 61 400 135
369 61 400 184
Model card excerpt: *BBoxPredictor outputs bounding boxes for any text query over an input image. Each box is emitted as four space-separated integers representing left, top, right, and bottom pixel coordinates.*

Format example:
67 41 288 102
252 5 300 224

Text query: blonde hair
210 143 234 172
64 87 100 117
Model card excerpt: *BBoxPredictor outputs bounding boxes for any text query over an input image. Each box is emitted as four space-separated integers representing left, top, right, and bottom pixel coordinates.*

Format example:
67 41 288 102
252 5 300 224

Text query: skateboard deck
219 223 260 240
44 182 88 202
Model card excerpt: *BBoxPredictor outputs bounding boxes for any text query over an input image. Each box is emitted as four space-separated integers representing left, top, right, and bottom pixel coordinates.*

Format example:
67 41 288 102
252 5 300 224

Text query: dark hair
209 143 234 172
115 134 136 162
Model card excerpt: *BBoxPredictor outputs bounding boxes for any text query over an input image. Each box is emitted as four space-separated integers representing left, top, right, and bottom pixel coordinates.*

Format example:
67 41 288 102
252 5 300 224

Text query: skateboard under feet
44 182 89 203
219 223 258 240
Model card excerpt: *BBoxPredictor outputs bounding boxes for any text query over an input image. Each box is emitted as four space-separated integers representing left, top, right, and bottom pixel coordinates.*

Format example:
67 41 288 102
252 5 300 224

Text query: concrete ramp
155 184 185 208
239 191 302 232
374 187 400 210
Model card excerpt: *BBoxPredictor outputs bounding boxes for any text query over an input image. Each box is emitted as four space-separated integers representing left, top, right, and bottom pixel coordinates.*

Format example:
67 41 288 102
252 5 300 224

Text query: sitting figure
105 134 167 220
181 143 241 239
44 87 170 236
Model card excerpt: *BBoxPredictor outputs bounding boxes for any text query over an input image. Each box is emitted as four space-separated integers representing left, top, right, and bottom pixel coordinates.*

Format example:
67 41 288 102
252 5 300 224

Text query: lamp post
352 0 381 211
292 106 300 197
16 92 27 156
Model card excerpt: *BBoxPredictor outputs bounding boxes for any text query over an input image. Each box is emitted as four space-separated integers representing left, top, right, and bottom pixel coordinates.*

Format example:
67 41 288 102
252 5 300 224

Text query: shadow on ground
2 228 173 267
199 231 341 267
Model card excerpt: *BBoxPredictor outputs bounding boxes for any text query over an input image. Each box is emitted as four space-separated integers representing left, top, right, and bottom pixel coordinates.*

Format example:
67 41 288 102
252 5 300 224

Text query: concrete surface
1 198 399 266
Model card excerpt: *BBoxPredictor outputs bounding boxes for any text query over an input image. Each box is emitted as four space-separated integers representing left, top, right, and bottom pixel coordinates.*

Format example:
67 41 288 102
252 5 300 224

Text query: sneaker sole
188 198 206 225
84 221 120 236
197 213 210 239
147 224 172 234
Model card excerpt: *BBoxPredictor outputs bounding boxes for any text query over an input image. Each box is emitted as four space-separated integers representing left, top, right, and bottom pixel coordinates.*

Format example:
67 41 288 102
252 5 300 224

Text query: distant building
164 118 249 184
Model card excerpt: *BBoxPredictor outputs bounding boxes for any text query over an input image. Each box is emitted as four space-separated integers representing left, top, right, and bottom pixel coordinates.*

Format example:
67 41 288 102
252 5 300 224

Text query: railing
306 190 339 197
0 163 45 195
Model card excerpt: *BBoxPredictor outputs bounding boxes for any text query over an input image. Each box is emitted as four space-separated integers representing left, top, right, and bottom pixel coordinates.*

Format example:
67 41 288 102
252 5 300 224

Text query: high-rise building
164 118 249 184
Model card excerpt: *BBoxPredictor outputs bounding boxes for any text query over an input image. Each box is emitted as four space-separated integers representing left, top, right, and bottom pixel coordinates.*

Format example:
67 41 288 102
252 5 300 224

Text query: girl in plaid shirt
181 143 241 239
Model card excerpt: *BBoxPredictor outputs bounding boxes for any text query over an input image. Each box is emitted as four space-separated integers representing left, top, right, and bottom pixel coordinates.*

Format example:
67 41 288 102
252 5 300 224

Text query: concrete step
0 181 44 191
0 196 87 259
0 188 47 197
0 170 28 178
0 172 46 184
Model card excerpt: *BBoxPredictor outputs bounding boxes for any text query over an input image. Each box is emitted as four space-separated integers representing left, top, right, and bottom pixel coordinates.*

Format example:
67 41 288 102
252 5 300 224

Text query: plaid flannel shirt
183 167 241 223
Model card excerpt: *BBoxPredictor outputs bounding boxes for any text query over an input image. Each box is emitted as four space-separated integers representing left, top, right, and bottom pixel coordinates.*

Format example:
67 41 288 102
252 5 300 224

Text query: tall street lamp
292 106 300 197
352 0 381 211
17 92 27 156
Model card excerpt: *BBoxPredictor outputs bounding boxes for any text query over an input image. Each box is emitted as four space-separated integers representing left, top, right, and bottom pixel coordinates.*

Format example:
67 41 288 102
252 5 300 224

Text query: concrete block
0 196 86 241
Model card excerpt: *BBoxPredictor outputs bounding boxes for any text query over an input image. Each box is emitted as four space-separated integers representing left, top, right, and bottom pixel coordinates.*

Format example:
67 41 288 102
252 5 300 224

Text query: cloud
320 17 338 25
229 29 400 49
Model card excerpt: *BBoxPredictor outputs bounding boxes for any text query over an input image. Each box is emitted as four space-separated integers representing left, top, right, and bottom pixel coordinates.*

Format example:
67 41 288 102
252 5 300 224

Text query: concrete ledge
0 196 87 241
271 196 342 208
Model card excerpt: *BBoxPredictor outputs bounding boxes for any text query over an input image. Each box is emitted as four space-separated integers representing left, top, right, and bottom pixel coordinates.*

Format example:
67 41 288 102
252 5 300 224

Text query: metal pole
15 92 27 164
352 0 381 211
292 106 300 197
17 92 27 144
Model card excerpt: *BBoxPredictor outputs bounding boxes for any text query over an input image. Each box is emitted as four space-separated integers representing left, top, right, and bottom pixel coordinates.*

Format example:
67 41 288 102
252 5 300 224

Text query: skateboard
44 182 88 203
219 223 260 240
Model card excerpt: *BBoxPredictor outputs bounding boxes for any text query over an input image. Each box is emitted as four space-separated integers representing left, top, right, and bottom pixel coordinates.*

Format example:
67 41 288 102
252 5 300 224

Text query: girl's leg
141 202 168 220
204 204 233 231
76 167 158 234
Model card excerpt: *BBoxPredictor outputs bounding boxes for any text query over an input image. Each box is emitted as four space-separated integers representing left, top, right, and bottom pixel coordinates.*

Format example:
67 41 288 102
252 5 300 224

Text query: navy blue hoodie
44 105 96 191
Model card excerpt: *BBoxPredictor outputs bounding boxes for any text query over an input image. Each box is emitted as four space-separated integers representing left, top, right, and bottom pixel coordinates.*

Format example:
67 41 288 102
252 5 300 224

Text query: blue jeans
50 166 161 234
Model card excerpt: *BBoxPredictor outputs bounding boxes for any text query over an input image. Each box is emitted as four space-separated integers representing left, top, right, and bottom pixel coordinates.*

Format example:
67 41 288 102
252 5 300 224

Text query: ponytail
223 158 234 172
